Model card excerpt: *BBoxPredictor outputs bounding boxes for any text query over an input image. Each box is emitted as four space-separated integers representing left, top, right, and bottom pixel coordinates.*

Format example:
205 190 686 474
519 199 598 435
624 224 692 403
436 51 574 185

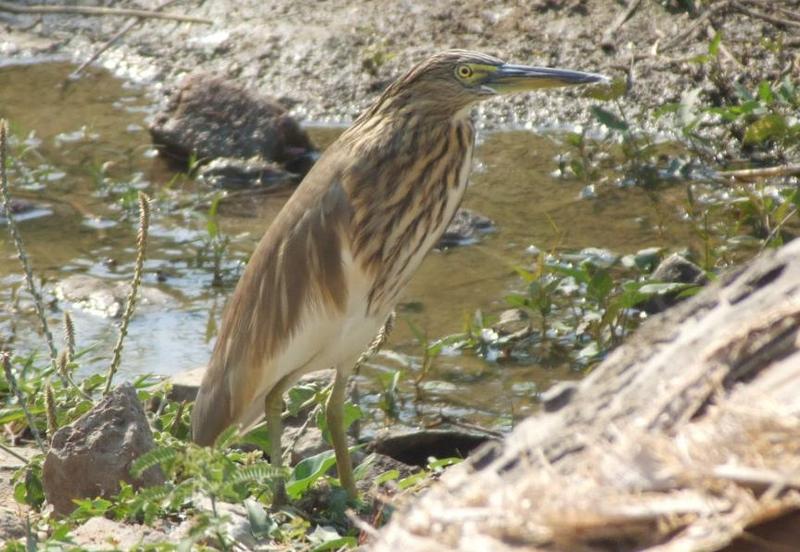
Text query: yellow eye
456 65 473 79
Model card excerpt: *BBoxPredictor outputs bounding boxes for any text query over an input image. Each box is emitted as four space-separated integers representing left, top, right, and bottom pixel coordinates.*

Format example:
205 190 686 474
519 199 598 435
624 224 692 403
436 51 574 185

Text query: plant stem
0 120 64 386
2 352 46 453
104 192 150 395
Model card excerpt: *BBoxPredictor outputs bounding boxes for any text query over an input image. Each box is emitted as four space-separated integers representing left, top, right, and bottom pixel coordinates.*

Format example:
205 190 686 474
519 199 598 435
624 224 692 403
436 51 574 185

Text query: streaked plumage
191 50 605 499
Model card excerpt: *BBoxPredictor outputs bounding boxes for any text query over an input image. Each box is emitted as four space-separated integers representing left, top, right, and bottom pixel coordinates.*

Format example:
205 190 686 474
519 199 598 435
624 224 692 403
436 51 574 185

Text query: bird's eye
456 65 473 79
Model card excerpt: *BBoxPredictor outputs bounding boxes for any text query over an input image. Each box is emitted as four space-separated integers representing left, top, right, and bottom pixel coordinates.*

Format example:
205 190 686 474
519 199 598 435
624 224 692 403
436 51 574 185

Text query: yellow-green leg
265 379 290 507
326 367 356 498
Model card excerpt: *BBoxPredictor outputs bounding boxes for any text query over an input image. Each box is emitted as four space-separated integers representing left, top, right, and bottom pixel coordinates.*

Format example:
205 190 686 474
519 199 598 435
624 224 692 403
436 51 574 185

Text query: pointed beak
485 63 608 94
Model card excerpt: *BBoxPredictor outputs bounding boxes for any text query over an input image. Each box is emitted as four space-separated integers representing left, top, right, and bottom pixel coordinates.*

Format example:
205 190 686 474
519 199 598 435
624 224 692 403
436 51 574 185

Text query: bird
191 50 606 500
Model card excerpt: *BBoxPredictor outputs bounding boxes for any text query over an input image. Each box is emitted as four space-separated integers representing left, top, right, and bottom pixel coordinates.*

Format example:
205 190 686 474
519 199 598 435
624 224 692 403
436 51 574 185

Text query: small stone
55 274 174 318
43 384 164 516
643 253 708 314
438 209 495 248
196 156 297 189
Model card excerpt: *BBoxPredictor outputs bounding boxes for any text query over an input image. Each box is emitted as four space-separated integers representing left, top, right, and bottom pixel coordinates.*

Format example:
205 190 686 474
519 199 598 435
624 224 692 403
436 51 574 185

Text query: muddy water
0 62 692 430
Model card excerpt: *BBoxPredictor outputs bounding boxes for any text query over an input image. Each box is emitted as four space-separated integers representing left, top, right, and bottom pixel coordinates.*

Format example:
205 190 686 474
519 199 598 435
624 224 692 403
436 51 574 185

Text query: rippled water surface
1 62 694 430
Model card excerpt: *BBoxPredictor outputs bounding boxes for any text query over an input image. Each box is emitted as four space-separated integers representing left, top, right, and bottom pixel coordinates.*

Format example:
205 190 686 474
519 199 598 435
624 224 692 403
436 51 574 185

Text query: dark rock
149 73 316 177
0 198 53 225
55 274 174 318
370 428 494 467
643 253 708 314
196 156 296 190
43 383 164 516
438 209 495 248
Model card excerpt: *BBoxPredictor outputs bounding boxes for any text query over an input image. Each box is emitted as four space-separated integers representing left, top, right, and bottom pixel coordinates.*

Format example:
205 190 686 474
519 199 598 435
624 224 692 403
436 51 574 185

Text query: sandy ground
1 0 798 131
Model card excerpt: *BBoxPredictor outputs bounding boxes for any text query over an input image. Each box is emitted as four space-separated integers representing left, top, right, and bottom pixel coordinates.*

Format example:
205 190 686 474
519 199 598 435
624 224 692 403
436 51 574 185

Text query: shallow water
0 62 694 431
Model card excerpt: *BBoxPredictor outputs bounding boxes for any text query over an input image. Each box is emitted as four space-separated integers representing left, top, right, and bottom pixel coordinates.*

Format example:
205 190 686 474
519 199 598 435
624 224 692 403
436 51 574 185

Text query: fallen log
369 238 800 551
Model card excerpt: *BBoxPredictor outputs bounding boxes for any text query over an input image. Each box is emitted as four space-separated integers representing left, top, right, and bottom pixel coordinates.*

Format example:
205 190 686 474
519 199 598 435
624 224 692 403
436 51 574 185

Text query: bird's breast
359 119 474 314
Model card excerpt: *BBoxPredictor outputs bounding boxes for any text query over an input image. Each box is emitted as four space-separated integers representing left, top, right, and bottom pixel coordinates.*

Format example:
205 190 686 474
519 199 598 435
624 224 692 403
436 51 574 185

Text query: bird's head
371 50 607 119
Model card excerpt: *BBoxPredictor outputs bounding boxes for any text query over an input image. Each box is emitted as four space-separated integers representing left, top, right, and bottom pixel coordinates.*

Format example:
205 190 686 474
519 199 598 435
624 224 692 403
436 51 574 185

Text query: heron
191 50 605 500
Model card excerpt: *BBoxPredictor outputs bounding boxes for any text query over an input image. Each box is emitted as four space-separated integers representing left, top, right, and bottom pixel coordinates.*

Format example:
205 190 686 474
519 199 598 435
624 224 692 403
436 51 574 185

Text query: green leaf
587 270 614 302
757 81 774 104
590 106 629 131
311 536 358 551
583 77 626 101
708 31 722 56
244 498 276 538
743 114 788 145
373 469 400 486
231 463 284 484
286 450 337 499
131 447 176 479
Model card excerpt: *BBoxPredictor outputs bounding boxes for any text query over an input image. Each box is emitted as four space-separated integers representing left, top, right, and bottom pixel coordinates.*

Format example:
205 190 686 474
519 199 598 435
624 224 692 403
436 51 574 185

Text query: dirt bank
2 0 797 130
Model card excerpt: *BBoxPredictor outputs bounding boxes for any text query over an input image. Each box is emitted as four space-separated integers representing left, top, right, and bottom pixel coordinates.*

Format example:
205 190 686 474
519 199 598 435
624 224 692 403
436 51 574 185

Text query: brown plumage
191 50 605 500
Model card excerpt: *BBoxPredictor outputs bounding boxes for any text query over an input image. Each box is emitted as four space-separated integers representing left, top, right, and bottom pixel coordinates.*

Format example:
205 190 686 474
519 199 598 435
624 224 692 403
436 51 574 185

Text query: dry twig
69 0 183 79
0 1 211 24
733 0 800 29
600 0 644 51
717 164 800 180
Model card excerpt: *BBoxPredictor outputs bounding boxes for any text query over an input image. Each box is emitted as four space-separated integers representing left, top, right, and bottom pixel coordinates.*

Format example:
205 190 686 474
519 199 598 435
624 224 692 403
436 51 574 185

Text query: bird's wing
191 156 356 445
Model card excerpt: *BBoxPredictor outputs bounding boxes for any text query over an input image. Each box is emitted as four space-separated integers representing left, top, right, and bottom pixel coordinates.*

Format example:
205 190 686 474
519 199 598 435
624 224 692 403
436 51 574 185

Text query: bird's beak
484 64 608 94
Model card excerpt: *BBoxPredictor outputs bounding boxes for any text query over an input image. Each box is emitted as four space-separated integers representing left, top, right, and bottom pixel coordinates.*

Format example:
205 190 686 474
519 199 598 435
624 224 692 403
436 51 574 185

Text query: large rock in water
43 384 164 515
149 73 316 177
368 238 800 551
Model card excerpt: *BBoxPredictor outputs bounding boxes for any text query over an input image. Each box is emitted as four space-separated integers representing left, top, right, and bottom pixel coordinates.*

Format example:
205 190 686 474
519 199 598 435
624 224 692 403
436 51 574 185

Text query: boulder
43 383 164 515
149 73 316 178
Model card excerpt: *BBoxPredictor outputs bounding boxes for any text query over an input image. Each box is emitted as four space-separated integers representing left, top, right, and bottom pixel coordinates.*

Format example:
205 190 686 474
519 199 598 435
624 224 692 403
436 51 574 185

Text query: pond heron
191 50 605 500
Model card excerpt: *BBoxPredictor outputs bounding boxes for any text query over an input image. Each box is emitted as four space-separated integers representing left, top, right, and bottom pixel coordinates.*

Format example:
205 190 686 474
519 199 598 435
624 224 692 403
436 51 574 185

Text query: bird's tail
191 356 238 446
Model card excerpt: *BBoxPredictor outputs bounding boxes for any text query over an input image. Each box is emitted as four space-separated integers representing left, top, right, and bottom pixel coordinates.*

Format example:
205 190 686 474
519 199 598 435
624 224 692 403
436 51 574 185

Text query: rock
286 425 329 466
196 156 296 190
0 198 53 225
55 274 174 318
149 73 316 177
438 209 495 248
43 383 164 516
643 253 708 314
167 365 207 403
68 517 170 549
370 428 494 467
356 452 419 493
492 308 531 337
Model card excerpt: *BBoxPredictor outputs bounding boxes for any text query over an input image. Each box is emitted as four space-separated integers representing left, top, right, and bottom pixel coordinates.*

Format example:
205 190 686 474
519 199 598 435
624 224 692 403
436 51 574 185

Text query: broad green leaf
286 450 337 499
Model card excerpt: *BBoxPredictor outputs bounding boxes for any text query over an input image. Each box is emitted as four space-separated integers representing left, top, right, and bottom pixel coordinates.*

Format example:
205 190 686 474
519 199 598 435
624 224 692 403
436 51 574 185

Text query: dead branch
0 1 211 24
732 1 800 29
69 0 182 79
717 164 800 181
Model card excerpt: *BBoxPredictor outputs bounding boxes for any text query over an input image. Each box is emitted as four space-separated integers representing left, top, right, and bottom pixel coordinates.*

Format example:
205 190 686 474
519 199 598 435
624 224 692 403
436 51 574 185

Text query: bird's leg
265 382 288 507
326 367 357 499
